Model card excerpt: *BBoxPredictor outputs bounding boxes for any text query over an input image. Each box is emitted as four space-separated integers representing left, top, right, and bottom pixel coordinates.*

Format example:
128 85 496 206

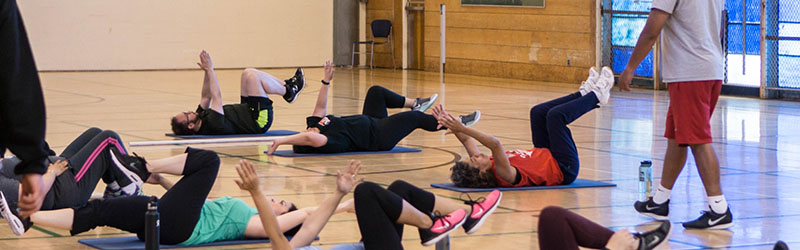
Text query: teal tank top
179 196 258 245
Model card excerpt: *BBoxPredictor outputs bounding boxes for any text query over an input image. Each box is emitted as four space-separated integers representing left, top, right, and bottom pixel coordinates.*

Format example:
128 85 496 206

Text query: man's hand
234 160 261 192
618 68 633 92
18 174 44 218
197 50 214 71
336 160 364 194
47 160 68 176
323 60 335 83
266 140 282 155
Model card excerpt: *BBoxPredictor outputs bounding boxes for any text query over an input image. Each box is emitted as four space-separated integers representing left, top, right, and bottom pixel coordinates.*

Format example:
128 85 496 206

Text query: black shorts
240 96 274 130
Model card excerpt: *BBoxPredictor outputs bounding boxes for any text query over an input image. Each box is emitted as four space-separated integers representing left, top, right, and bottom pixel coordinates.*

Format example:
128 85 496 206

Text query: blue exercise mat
78 236 316 250
165 130 298 139
268 146 421 157
431 179 616 192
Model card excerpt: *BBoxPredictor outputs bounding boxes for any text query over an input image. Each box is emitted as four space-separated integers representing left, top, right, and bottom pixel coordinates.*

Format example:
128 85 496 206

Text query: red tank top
491 148 563 187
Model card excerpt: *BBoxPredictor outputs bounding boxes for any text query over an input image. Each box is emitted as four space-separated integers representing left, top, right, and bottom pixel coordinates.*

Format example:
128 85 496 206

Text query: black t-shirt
196 104 262 135
293 115 379 153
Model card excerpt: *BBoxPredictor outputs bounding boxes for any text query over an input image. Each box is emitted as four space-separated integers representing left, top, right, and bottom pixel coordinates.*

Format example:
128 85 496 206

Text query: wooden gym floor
1 67 798 249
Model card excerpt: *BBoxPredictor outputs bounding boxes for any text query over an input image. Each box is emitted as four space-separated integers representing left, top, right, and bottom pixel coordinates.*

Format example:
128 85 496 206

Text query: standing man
0 0 50 218
618 0 732 229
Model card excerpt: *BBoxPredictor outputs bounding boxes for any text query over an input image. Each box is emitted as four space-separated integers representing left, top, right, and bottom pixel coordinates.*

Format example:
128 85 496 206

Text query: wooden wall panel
416 0 597 83
364 0 403 69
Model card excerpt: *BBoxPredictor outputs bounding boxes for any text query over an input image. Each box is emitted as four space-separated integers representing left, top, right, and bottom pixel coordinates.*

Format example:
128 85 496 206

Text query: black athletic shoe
634 197 669 220
418 209 467 246
283 68 306 103
682 207 733 230
460 110 481 127
109 147 151 188
774 240 789 250
635 220 672 250
412 94 438 112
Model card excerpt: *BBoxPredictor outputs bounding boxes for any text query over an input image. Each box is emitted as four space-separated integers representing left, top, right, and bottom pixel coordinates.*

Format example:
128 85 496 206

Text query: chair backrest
371 19 392 38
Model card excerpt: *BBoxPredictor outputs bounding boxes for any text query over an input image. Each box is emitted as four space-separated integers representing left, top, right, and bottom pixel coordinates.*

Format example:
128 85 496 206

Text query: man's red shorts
664 80 722 145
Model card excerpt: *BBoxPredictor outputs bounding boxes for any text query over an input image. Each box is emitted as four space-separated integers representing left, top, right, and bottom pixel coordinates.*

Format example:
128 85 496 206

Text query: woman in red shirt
437 67 614 188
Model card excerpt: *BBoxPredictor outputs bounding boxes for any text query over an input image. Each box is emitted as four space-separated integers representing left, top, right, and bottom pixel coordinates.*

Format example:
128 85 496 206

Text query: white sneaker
579 67 600 96
593 66 614 105
0 191 25 236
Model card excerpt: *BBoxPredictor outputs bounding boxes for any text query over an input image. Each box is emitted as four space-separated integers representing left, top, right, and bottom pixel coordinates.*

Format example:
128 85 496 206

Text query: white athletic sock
652 184 671 204
707 195 728 214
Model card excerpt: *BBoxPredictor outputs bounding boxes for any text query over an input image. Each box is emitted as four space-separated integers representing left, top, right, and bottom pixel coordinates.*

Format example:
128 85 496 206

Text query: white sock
652 184 671 204
707 195 728 214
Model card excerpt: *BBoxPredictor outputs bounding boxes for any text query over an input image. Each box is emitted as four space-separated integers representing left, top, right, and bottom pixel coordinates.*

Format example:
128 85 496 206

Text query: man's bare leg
241 68 286 97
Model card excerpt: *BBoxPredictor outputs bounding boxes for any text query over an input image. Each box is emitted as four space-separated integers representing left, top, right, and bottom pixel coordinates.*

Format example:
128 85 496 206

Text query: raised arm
618 9 669 91
197 50 224 113
436 106 516 183
432 106 480 157
234 160 292 250
289 160 363 248
311 60 335 117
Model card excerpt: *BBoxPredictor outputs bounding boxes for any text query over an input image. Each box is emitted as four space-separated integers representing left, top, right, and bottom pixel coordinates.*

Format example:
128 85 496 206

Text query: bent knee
354 182 381 198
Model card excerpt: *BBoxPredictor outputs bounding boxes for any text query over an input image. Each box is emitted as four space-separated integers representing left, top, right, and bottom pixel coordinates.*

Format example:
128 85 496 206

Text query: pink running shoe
462 189 502 234
420 209 468 246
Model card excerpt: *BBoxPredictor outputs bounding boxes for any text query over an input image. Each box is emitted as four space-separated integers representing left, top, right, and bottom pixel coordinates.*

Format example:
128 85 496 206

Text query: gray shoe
412 93 438 112
460 110 481 127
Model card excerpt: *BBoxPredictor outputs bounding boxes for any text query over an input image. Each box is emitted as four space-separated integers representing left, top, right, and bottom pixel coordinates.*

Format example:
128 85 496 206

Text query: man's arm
311 61 335 117
197 50 224 114
618 9 670 91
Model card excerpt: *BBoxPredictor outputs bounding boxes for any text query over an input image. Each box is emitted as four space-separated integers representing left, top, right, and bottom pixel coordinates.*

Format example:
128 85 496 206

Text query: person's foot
682 207 733 230
109 147 151 188
419 209 468 246
412 93 438 112
283 68 306 103
462 189 502 234
773 240 789 250
593 66 614 105
460 110 481 127
635 220 672 250
103 181 145 199
580 67 600 96
634 197 669 220
0 191 25 236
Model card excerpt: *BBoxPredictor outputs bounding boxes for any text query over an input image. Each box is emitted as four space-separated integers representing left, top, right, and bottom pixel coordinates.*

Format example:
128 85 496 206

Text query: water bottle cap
640 160 652 165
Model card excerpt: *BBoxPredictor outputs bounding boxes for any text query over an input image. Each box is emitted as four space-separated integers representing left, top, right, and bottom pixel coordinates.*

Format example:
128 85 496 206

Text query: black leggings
362 86 442 150
53 127 126 208
354 180 436 250
537 206 614 250
70 148 220 244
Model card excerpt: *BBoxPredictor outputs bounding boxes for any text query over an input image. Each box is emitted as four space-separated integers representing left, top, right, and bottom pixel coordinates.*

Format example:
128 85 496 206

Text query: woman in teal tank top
5 148 351 245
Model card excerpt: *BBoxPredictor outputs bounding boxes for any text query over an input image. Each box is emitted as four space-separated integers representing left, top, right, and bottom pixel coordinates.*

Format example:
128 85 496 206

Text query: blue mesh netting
727 24 761 55
612 48 653 77
603 0 653 78
774 0 800 88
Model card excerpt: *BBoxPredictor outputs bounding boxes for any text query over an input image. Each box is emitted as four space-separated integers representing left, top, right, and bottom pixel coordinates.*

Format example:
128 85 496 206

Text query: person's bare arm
618 9 670 91
432 105 481 157
437 107 515 183
289 160 363 248
234 160 292 250
146 173 174 190
311 60 335 117
197 50 224 113
34 160 67 197
266 132 328 155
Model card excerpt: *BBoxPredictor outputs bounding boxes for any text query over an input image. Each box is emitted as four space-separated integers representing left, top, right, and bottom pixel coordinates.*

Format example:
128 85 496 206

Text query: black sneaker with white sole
0 191 25 236
460 110 481 127
283 68 306 103
682 207 733 230
109 147 150 188
412 94 438 112
634 197 669 220
635 220 672 250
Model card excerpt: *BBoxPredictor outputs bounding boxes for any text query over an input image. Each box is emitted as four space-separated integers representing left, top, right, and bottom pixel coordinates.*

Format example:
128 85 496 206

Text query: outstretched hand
267 140 281 155
434 105 467 133
234 160 261 192
197 50 214 71
323 60 335 83
336 160 364 194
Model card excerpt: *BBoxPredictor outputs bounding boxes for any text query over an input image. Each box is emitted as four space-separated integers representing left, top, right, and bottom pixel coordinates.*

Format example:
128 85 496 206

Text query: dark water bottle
145 196 159 250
